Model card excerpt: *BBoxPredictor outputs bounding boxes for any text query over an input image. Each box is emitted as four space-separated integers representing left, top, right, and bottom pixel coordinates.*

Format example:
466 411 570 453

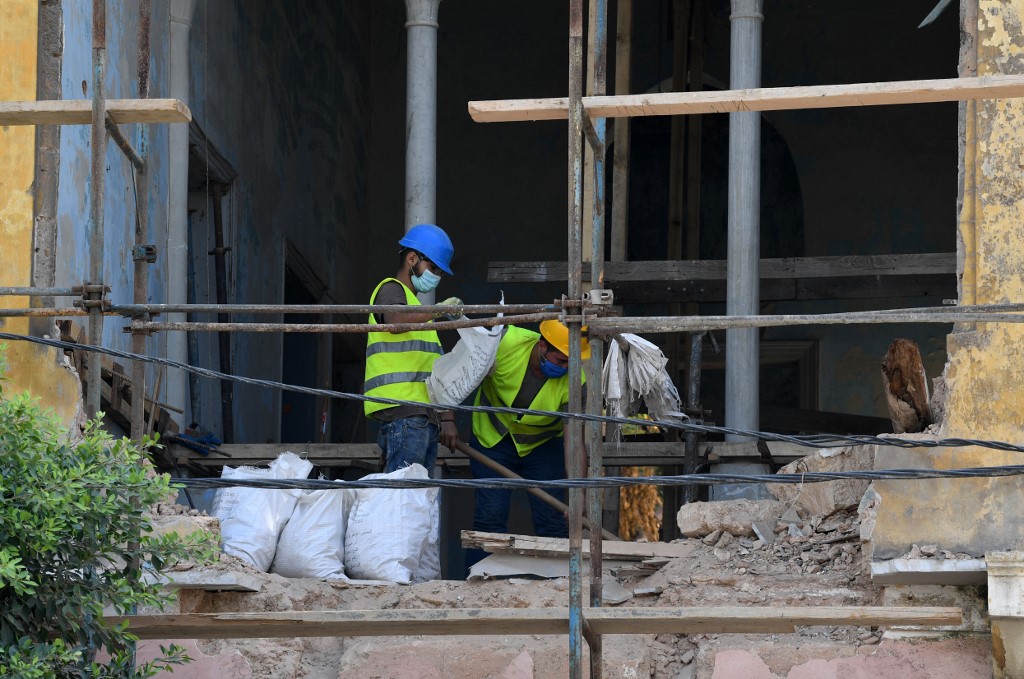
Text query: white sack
426 325 503 406
271 485 351 580
212 452 313 571
343 464 440 584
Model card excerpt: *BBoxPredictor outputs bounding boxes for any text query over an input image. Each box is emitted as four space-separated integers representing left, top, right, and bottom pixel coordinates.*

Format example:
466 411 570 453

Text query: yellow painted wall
872 0 1024 558
0 0 37 333
0 1 83 429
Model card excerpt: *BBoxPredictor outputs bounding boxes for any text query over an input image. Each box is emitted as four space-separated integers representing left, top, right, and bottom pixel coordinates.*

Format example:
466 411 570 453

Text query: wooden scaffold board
108 606 963 640
0 99 192 126
468 74 1024 123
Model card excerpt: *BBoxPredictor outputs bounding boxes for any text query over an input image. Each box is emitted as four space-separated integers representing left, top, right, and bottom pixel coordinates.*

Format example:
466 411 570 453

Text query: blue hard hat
399 224 455 275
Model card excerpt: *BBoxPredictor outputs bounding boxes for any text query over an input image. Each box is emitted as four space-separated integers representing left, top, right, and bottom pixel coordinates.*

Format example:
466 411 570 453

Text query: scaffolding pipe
0 287 78 297
725 0 763 440
586 0 609 673
105 114 144 171
86 0 108 418
683 331 704 504
111 302 559 315
130 0 152 442
129 312 563 334
567 0 586 675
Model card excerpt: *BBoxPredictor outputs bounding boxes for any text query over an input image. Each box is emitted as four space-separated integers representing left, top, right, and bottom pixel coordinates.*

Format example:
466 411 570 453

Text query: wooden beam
461 531 694 560
490 253 955 283
169 442 735 468
468 74 1024 123
0 99 192 126
109 606 963 639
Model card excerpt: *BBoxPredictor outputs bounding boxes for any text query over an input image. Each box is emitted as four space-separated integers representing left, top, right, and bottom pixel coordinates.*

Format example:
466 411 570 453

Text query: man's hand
433 297 464 322
439 418 460 450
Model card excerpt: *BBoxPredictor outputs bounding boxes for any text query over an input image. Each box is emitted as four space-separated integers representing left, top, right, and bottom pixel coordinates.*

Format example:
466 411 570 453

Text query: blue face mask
539 351 568 378
411 260 441 293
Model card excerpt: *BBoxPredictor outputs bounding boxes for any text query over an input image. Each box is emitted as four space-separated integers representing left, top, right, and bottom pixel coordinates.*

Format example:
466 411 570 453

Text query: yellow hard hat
539 319 592 360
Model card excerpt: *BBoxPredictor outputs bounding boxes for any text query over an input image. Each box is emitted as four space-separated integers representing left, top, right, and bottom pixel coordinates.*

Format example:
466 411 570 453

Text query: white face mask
411 257 441 293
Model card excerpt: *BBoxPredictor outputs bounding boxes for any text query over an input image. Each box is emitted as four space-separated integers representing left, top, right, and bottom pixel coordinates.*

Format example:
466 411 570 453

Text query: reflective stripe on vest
472 325 585 456
364 278 443 417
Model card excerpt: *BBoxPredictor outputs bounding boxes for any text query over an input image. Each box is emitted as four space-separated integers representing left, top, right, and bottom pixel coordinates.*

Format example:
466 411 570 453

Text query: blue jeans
464 434 568 573
377 415 439 473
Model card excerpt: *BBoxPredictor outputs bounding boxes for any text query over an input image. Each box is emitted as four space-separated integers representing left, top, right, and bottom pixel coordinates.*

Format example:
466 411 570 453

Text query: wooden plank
109 606 963 639
461 531 694 561
0 98 192 126
143 569 267 593
468 74 1024 122
489 254 955 283
170 442 710 468
607 274 954 304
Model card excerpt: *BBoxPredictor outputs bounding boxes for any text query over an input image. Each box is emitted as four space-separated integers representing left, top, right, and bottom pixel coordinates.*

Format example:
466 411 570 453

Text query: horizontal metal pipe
131 312 561 334
589 311 1024 334
105 114 144 171
0 308 89 317
111 302 562 315
0 287 79 297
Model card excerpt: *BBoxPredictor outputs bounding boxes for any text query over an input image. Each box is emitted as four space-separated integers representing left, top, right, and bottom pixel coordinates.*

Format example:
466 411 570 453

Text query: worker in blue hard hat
464 319 590 573
364 224 461 473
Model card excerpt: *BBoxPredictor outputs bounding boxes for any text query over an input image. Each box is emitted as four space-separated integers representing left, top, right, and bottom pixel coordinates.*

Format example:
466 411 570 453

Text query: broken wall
871 0 1024 559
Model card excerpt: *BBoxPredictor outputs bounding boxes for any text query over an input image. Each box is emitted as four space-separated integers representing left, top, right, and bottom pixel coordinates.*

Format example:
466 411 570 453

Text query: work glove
433 297 465 322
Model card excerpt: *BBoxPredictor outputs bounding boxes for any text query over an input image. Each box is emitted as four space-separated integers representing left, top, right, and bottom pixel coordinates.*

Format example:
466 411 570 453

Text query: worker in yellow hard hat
464 319 589 573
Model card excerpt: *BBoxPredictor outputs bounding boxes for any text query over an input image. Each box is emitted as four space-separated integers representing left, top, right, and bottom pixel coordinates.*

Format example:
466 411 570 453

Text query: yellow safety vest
473 326 586 456
364 278 443 417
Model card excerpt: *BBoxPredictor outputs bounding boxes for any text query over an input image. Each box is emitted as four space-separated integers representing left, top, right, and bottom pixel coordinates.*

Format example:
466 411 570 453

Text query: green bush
0 347 216 677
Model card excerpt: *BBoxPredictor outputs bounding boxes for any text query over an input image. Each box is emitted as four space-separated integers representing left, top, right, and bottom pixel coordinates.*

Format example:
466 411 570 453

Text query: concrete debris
677 498 787 538
767 445 875 518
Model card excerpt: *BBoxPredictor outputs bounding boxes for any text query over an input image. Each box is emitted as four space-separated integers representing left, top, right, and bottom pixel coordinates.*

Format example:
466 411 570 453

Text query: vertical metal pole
404 0 442 304
567 1 585 677
587 0 608 676
130 0 151 442
131 0 152 466
683 331 704 503
86 0 107 418
725 0 762 439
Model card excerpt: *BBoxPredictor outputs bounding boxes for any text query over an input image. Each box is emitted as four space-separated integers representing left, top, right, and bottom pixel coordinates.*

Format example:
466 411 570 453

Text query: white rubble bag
212 452 313 571
343 464 440 584
425 294 504 406
270 484 352 580
602 333 685 423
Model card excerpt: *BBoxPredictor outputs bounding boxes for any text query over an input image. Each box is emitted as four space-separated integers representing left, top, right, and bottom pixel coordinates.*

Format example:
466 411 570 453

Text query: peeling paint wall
872 0 1024 559
0 0 81 428
184 0 370 442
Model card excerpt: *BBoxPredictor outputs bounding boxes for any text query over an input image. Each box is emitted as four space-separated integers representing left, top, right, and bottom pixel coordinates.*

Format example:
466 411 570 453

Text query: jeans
464 433 567 573
377 415 439 473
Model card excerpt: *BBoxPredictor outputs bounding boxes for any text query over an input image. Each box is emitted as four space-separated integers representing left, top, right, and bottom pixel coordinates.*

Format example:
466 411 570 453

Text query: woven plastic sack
270 484 352 580
212 452 313 571
426 325 503 406
343 464 439 584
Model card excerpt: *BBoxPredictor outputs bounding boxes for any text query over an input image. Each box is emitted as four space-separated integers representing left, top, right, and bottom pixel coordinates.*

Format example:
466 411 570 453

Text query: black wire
169 463 1024 491
4 331 1023 454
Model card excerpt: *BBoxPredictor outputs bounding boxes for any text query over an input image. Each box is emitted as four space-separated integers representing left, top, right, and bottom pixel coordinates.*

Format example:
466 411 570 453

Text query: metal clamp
132 244 158 263
583 289 614 305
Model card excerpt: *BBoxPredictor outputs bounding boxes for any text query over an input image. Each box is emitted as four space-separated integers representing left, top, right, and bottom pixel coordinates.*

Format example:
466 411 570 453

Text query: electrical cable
167 463 1024 491
3 330 1023 454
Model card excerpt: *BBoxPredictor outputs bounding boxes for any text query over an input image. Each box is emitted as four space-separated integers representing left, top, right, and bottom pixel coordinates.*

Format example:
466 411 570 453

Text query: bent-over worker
364 223 462 473
464 319 588 572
